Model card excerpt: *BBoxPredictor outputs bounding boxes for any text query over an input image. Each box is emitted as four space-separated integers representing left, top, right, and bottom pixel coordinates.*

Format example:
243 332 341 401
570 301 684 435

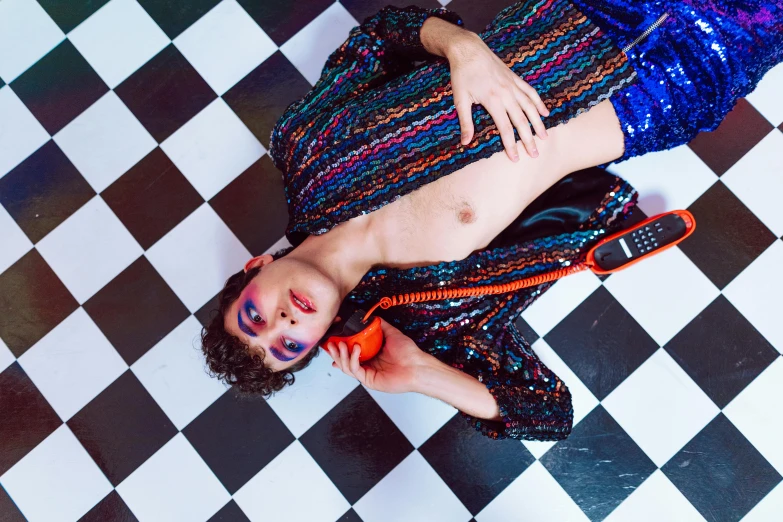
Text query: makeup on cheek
237 311 257 337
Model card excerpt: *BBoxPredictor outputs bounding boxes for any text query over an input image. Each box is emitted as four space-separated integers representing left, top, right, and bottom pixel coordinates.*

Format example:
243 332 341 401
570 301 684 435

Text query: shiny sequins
573 0 783 165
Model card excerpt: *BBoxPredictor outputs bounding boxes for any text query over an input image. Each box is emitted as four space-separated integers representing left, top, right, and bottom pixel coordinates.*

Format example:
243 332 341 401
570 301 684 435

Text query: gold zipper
622 12 669 53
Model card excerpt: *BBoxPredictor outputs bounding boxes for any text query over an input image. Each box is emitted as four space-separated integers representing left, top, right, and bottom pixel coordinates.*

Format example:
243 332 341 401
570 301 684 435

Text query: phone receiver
323 210 695 363
322 307 383 363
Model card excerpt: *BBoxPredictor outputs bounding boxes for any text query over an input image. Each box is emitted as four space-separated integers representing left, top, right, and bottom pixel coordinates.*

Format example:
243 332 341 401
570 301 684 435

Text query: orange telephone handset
324 210 695 362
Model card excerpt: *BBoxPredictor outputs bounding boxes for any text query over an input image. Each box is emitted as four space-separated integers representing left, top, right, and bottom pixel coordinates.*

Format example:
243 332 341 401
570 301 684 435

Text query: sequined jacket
266 0 780 441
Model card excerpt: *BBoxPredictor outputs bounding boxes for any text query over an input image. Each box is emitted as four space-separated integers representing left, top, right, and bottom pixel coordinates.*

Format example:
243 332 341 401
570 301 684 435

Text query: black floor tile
0 141 95 244
419 413 535 515
67 371 178 486
544 286 659 401
299 386 414 505
209 156 288 256
83 256 190 365
10 40 109 135
513 315 539 345
0 363 63 476
137 0 221 39
222 51 312 148
237 0 333 47
0 249 79 357
183 387 293 495
661 414 782 522
0 483 26 522
664 295 779 409
688 98 774 176
680 181 776 289
540 405 657 522
207 500 251 522
101 148 203 250
37 0 111 34
194 292 221 329
115 44 216 143
78 490 138 522
337 508 364 522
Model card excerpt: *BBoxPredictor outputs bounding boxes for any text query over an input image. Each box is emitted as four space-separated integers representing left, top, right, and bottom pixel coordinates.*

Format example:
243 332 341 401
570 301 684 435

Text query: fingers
327 342 362 380
513 75 550 117
505 96 538 158
454 95 474 146
485 100 519 162
514 88 548 141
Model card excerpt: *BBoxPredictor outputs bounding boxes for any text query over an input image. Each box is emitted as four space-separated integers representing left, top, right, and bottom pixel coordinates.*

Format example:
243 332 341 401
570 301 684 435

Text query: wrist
409 353 448 394
421 16 476 58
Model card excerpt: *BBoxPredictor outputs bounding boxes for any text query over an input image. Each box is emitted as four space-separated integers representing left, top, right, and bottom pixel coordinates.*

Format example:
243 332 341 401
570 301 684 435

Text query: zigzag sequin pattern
339 176 639 441
268 0 638 244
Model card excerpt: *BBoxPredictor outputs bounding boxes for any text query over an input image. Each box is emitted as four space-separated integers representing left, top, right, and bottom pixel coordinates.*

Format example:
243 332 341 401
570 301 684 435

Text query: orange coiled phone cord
359 262 591 323
358 209 696 324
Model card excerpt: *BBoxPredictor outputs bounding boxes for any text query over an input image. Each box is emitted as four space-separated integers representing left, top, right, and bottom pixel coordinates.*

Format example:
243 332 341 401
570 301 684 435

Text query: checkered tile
1 1 781 521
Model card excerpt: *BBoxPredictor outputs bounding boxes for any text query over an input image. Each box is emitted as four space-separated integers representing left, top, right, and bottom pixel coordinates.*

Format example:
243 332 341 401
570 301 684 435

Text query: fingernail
531 149 538 157
513 154 519 162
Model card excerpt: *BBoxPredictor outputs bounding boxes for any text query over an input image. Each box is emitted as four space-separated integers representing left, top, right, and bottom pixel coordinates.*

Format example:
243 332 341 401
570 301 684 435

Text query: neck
286 215 387 303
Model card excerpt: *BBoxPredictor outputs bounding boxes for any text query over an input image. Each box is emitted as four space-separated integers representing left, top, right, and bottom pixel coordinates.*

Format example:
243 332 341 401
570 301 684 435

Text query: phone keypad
630 224 660 254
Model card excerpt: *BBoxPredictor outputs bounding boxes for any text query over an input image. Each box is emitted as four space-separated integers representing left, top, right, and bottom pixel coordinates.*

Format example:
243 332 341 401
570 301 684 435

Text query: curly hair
200 245 324 398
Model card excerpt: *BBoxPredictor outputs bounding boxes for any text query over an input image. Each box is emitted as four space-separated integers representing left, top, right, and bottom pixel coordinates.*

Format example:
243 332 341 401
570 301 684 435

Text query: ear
243 254 274 273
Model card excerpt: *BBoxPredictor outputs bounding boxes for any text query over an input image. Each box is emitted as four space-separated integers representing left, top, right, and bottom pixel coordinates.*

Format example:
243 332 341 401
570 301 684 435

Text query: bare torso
354 99 627 270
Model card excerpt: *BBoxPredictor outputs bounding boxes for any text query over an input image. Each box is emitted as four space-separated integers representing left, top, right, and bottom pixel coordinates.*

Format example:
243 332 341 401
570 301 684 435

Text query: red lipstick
290 289 315 313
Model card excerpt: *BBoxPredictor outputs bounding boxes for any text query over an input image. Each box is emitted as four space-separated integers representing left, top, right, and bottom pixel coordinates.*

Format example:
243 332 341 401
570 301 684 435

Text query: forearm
420 16 478 59
412 354 503 421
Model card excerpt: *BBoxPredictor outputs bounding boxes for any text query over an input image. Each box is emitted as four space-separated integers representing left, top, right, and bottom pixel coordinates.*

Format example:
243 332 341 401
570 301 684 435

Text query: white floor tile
365 385 456 449
36 196 143 303
0 337 14 374
723 240 783 353
0 0 64 82
53 91 156 192
723 357 783 475
0 425 113 522
606 144 718 216
174 0 277 95
603 246 720 346
68 0 170 89
279 2 359 86
603 470 707 522
0 87 50 178
144 203 250 312
602 348 720 468
721 131 783 238
160 98 264 200
476 461 588 522
520 268 602 337
0 201 33 274
18 308 127 421
353 451 471 522
116 433 230 522
132 316 228 430
265 349 362 438
233 441 349 522
746 62 783 127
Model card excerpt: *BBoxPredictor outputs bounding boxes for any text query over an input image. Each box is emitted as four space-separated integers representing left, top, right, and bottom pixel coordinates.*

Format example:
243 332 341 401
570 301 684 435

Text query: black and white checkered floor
1 0 782 521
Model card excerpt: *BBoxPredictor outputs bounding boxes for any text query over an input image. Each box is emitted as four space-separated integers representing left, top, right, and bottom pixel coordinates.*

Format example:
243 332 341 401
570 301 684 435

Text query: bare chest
368 146 560 270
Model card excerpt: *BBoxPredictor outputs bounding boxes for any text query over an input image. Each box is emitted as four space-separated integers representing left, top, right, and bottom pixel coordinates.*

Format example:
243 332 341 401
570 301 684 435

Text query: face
224 254 342 372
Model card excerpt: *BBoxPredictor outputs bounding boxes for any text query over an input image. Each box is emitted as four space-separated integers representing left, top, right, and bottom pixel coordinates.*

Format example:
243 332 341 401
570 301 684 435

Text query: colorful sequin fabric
572 0 783 163
270 0 638 244
266 0 780 441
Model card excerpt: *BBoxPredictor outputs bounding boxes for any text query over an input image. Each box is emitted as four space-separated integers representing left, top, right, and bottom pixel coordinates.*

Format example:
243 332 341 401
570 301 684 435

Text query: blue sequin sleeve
268 4 464 173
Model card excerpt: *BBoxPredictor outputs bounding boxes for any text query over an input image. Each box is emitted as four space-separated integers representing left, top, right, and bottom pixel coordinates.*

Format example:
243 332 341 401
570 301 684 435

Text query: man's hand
324 317 434 394
447 32 550 161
